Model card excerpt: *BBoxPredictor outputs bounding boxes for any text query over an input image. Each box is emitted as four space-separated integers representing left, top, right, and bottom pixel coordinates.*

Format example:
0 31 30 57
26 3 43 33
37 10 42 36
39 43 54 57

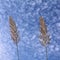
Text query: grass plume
9 16 20 60
40 16 50 60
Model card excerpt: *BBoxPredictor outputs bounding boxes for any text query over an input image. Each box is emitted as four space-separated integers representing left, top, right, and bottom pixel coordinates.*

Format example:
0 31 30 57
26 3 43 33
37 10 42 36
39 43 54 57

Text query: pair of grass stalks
9 16 50 60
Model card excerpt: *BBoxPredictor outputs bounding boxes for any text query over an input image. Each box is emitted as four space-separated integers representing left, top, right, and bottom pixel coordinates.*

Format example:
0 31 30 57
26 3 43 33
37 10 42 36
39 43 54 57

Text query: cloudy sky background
0 0 60 60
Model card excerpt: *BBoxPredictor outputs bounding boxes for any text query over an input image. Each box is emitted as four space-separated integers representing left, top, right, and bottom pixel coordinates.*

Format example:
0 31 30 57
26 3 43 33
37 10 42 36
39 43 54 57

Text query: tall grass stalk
40 16 50 60
9 16 20 60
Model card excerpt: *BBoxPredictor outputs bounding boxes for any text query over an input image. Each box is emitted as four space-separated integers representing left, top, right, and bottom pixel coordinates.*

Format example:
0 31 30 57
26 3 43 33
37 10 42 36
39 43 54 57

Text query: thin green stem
45 46 48 60
16 43 19 60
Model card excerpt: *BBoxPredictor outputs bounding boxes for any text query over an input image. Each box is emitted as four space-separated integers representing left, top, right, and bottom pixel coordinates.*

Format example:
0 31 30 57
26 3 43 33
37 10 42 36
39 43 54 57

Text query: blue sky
0 0 60 60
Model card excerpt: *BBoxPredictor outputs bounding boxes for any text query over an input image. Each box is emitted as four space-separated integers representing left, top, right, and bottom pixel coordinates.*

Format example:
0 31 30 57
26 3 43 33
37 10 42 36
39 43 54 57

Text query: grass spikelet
9 16 20 60
40 16 50 60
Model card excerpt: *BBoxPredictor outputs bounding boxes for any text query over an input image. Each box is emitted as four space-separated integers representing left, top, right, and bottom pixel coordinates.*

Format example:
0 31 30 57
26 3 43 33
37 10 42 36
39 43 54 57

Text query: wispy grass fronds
9 16 20 60
40 16 50 60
